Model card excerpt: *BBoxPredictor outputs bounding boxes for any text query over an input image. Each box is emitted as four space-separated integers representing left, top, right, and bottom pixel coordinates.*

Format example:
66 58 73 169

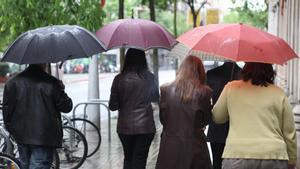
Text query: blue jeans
18 144 54 169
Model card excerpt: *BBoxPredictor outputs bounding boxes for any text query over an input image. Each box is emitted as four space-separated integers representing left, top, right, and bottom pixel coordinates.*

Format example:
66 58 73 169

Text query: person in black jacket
109 48 159 169
2 64 73 169
206 61 241 169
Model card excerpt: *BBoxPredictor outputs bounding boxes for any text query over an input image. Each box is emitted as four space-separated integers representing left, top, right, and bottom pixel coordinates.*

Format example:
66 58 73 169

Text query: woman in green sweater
212 62 296 169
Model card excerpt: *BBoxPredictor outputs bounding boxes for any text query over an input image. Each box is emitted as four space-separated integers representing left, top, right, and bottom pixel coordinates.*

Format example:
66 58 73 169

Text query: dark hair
122 48 148 76
241 62 276 86
174 55 206 102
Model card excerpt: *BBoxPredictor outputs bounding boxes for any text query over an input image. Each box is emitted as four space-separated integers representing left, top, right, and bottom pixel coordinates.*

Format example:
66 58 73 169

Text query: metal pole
87 55 100 129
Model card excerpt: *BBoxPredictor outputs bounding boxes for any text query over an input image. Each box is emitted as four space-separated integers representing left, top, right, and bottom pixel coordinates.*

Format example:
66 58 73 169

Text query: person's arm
151 77 159 102
54 80 73 113
212 84 229 124
2 84 15 130
159 86 167 126
201 89 213 126
108 76 120 111
282 96 297 166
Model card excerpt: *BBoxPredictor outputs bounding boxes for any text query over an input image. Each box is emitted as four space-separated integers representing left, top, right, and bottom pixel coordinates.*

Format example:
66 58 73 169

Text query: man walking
206 61 241 169
2 64 73 169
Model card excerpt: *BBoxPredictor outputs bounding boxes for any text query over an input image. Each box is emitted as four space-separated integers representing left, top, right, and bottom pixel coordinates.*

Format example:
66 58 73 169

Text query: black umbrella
1 25 106 64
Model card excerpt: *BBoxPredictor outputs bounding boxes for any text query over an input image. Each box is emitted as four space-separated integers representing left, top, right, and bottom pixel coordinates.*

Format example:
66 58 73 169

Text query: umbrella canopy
2 25 106 64
177 23 298 65
95 18 176 51
168 42 225 61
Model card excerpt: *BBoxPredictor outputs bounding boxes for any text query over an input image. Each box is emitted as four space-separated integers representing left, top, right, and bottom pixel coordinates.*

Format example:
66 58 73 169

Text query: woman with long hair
109 48 159 169
156 55 213 169
213 62 297 169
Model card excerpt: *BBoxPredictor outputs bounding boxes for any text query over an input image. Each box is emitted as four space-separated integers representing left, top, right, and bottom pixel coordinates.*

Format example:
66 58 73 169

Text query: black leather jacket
2 65 73 147
109 70 159 134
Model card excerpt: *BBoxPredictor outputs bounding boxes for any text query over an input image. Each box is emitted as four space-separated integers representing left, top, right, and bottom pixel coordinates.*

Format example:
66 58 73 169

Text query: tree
173 0 178 37
183 0 207 27
224 0 268 29
0 0 105 51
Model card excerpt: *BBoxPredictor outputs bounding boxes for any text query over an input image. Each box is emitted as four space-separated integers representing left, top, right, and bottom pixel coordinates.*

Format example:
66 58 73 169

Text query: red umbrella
177 23 298 65
96 18 176 51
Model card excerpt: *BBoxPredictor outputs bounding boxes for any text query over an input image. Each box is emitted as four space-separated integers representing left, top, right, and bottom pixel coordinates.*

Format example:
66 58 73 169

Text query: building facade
268 0 300 167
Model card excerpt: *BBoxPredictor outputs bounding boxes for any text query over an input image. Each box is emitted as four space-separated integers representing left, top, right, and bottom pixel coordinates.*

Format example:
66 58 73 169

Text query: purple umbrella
96 19 177 51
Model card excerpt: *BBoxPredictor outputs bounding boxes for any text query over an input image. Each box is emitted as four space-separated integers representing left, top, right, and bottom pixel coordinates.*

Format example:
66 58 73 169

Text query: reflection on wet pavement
81 104 161 169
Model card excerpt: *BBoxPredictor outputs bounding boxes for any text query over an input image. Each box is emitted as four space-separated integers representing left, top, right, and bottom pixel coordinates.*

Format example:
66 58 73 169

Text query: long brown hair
174 55 206 102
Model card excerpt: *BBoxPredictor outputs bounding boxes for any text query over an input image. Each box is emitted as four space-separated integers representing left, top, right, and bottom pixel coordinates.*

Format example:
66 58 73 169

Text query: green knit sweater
212 80 297 165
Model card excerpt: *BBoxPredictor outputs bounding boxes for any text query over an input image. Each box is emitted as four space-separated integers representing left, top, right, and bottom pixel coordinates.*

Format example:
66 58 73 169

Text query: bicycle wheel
0 131 7 153
68 118 101 157
57 125 87 169
0 152 21 169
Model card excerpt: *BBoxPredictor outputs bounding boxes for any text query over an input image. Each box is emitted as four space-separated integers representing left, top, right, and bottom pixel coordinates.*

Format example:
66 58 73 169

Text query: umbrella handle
59 61 64 69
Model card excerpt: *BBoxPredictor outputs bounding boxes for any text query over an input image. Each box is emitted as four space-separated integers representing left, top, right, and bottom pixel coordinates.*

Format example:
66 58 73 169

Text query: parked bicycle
57 125 88 169
0 123 60 169
62 115 101 157
0 152 21 169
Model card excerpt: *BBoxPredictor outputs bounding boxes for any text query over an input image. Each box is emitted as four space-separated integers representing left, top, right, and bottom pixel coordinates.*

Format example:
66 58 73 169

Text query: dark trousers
118 133 155 169
18 144 54 169
211 142 225 169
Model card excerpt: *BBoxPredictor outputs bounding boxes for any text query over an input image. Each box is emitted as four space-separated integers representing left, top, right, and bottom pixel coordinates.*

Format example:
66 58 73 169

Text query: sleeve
2 84 15 130
282 96 297 165
159 86 167 126
201 91 213 126
108 76 120 111
151 77 159 102
212 84 229 124
54 80 73 113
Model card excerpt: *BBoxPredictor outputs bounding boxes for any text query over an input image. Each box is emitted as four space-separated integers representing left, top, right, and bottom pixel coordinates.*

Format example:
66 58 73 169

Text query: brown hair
173 55 206 102
241 62 275 87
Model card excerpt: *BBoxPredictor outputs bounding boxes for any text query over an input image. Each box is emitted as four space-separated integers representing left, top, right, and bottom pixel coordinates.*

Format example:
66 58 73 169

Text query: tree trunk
149 0 159 86
149 0 156 21
174 0 178 37
186 0 207 27
193 12 198 27
119 0 125 71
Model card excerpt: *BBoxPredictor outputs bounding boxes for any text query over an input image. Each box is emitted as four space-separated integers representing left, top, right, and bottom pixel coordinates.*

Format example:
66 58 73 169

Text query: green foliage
223 0 268 29
103 0 182 37
139 9 190 36
103 0 141 23
0 0 105 51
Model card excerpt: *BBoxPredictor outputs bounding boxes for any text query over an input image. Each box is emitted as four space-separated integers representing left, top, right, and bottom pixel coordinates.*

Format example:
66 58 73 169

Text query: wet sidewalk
80 103 300 169
80 104 161 169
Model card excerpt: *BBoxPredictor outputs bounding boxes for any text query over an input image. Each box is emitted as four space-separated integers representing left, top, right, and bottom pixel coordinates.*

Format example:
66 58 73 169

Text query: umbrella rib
60 32 75 61
20 34 37 64
236 25 242 61
67 31 90 56
108 21 129 49
157 26 176 48
137 21 147 49
77 26 107 51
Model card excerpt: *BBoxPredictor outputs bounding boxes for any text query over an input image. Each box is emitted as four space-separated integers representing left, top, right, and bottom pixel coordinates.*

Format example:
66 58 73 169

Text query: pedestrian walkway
80 104 161 169
79 101 300 169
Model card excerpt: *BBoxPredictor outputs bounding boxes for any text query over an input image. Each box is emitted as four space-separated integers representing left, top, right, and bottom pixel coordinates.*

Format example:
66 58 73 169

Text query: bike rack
72 100 112 142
